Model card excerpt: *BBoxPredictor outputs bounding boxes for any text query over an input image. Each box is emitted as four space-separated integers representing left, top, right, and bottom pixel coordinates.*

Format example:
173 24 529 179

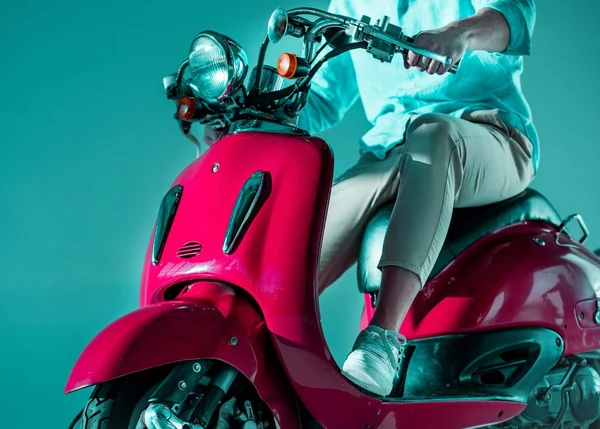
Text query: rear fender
65 282 298 427
388 227 600 354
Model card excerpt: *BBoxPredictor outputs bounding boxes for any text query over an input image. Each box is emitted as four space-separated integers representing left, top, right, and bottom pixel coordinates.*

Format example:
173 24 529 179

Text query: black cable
289 16 312 26
298 41 367 90
288 7 349 22
247 84 296 105
251 35 270 96
310 29 346 65
248 41 366 109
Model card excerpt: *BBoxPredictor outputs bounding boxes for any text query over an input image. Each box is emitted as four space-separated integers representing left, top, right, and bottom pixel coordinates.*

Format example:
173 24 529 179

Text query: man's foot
341 325 407 396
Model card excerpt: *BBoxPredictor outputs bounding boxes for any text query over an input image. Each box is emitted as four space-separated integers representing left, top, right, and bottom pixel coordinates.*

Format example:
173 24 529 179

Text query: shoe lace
368 329 408 363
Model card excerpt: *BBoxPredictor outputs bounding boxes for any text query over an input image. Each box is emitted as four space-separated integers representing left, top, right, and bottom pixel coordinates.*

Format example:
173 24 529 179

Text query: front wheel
71 361 275 429
78 368 164 429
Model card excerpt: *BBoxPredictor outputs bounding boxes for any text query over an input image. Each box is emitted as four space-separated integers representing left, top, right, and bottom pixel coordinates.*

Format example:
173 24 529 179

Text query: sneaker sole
342 351 394 396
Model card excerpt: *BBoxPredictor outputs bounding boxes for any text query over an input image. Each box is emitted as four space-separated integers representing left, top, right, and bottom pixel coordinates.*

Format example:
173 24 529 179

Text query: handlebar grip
404 36 460 74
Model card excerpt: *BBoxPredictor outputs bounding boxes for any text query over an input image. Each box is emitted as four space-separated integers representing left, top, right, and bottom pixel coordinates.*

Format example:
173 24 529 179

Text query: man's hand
405 25 468 76
405 7 513 76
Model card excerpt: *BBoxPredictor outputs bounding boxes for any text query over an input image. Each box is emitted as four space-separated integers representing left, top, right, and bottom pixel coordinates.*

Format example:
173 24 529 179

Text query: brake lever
348 15 460 74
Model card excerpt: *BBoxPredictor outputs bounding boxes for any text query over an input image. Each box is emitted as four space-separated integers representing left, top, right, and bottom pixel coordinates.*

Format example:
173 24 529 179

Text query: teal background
1 0 598 427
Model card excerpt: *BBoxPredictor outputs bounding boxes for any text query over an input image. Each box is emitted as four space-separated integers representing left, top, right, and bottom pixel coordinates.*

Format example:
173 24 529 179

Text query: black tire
80 369 164 429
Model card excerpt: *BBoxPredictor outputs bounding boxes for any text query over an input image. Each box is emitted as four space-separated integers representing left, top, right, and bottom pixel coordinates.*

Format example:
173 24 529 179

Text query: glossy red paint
360 222 600 355
65 282 299 428
133 132 529 428
69 129 600 429
137 132 381 428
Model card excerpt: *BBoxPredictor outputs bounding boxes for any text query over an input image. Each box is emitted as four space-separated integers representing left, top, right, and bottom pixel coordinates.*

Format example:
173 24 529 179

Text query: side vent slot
223 170 268 254
178 241 203 259
152 185 183 265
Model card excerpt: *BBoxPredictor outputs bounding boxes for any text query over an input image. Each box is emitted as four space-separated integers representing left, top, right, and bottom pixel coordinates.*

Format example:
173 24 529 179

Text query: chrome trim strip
152 185 183 265
223 171 266 254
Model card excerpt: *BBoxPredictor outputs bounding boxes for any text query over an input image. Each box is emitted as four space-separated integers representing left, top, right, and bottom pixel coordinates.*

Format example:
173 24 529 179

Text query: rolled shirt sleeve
473 0 536 55
297 51 360 134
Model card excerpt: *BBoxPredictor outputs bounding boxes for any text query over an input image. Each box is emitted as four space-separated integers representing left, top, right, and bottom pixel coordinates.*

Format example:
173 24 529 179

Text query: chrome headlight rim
188 30 247 104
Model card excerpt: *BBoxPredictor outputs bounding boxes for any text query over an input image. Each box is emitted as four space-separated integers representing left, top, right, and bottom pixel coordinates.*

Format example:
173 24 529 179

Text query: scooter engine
490 356 600 429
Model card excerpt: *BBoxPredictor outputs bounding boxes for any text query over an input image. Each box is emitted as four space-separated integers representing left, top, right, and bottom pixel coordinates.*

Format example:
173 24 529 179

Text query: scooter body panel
70 130 600 428
65 282 300 428
361 223 600 355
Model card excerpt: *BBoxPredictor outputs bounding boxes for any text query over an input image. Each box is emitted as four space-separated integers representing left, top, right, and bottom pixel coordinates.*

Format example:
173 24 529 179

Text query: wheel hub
138 403 204 429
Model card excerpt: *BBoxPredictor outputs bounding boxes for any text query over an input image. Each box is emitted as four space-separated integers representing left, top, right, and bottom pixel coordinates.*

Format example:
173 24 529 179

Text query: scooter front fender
65 285 299 428
65 301 256 393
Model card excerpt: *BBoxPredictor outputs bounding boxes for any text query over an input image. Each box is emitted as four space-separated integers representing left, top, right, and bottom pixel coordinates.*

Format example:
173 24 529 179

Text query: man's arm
406 0 536 75
455 7 511 53
297 51 360 134
472 0 536 55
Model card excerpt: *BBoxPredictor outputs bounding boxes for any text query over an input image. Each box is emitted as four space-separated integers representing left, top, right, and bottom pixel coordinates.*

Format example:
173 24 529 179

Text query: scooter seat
357 188 562 294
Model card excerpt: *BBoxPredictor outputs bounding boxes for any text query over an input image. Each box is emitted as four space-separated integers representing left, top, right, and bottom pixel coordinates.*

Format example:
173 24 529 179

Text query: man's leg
318 150 401 294
342 112 534 396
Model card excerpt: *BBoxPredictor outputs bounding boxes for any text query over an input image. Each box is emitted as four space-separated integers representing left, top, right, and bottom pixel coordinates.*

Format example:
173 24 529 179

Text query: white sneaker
341 325 407 396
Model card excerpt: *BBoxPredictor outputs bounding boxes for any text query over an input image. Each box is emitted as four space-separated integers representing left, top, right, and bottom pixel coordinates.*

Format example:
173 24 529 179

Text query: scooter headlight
188 31 248 104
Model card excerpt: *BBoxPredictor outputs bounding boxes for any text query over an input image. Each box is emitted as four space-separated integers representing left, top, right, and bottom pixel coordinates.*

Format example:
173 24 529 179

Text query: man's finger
436 63 451 75
407 51 420 67
437 57 459 75
427 60 441 75
418 55 431 71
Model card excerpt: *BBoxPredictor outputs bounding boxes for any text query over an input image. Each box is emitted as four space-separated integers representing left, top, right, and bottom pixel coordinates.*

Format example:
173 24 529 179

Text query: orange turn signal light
177 97 197 121
277 53 298 78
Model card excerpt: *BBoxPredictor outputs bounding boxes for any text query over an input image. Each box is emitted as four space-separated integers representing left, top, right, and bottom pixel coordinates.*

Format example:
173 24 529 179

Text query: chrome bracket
556 214 589 245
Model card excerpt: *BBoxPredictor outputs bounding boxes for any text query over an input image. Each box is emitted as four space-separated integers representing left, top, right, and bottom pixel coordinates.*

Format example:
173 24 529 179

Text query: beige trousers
318 110 535 291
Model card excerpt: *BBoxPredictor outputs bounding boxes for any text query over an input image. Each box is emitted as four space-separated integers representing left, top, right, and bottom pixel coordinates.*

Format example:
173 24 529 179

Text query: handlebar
166 6 466 137
404 36 461 74
369 27 452 66
345 15 461 74
285 10 461 74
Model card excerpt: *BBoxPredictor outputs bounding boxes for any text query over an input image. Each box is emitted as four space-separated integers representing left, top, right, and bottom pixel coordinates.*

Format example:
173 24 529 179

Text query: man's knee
407 113 457 140
404 113 458 158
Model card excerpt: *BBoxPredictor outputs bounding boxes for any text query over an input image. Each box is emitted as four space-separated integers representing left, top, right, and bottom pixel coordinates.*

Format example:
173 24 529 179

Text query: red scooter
66 7 600 429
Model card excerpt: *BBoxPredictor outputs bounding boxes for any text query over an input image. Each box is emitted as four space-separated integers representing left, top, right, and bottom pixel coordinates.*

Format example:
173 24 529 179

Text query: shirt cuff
481 0 533 56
